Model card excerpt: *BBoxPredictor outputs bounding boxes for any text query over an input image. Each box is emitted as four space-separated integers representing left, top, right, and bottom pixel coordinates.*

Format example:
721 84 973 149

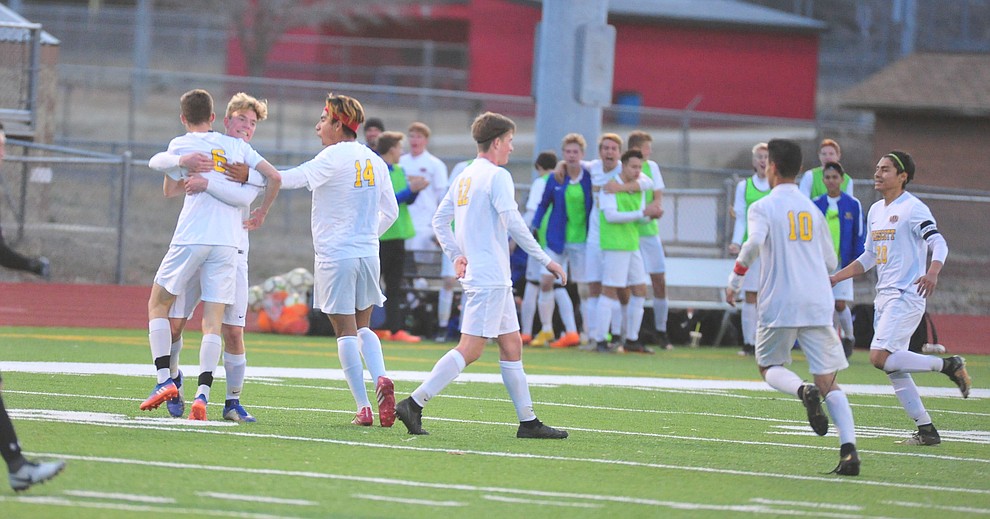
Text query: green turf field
0 326 987 518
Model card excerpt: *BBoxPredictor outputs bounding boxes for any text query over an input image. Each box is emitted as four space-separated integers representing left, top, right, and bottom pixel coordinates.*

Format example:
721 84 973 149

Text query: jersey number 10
787 211 812 241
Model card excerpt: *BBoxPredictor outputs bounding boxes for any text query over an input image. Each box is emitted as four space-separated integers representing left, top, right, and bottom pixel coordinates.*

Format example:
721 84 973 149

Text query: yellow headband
886 153 905 172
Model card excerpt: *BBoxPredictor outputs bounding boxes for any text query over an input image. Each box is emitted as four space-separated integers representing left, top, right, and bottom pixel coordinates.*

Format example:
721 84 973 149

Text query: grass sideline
0 326 987 518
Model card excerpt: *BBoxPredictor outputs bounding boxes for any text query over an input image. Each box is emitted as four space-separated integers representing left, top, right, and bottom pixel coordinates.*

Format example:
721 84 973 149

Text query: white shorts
155 244 237 304
525 255 543 283
871 289 925 352
170 250 249 327
314 256 385 315
460 286 518 338
583 240 603 283
601 249 647 288
832 278 853 302
639 234 666 274
756 325 849 375
742 257 761 293
547 243 587 283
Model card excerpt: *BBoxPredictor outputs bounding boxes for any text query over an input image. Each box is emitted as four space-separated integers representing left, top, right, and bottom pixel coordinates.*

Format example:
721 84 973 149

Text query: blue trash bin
614 91 642 126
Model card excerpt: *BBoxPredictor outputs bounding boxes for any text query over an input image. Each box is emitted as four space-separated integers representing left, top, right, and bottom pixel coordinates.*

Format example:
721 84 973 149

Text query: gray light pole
532 0 614 174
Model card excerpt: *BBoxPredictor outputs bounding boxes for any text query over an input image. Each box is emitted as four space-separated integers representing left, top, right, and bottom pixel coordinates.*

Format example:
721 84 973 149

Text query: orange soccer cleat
550 331 581 348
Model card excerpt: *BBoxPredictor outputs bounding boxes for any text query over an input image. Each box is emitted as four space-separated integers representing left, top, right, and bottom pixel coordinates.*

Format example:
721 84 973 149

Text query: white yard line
352 493 465 507
483 494 604 508
1 361 983 398
0 495 303 519
750 498 864 511
197 492 318 507
882 500 990 514
62 490 176 504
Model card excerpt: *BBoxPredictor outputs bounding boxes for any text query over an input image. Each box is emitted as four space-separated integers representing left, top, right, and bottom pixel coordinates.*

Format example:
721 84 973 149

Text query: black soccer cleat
900 424 941 446
830 444 860 476
517 420 568 439
800 383 829 436
395 397 429 435
621 340 655 354
941 356 971 398
595 340 614 353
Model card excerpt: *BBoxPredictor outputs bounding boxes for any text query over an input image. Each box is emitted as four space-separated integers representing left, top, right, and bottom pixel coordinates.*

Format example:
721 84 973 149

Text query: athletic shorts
639 234 666 274
314 256 385 315
832 278 853 302
155 244 237 305
742 257 761 293
547 242 587 283
582 240 604 283
459 286 518 338
525 254 543 283
170 250 249 327
755 325 848 375
871 288 925 353
601 249 647 288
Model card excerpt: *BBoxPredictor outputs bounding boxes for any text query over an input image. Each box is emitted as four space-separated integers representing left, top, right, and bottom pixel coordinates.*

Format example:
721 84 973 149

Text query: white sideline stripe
197 491 318 506
2 361 984 398
0 495 302 519
26 453 947 516
750 498 863 511
33 450 990 497
483 494 604 508
63 489 176 504
882 500 990 514
352 493 464 507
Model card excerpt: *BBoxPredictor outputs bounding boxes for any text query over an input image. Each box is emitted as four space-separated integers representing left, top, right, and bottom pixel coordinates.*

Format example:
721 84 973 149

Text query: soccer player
729 143 771 356
799 139 853 199
400 122 455 341
519 151 557 344
395 111 568 439
363 117 385 149
141 89 282 420
1 375 65 491
627 131 671 349
0 123 50 280
376 131 429 343
812 162 864 357
148 92 275 422
830 151 970 446
594 150 662 354
529 134 591 348
726 138 859 476
278 93 399 427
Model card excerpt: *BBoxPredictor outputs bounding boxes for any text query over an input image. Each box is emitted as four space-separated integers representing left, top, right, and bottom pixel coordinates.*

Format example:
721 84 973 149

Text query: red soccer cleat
376 377 396 427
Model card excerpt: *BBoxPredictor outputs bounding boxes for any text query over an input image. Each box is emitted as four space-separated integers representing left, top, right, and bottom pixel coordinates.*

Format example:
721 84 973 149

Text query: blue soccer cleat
222 399 257 423
166 370 185 418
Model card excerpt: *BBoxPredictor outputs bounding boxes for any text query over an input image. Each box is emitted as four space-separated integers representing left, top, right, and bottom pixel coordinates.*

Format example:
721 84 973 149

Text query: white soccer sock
653 297 669 333
613 303 626 337
888 372 932 426
500 360 537 422
837 307 854 341
537 289 555 333
883 350 943 373
196 333 223 401
582 296 599 339
824 389 856 446
595 297 616 342
224 353 246 401
411 349 466 407
763 366 803 397
169 336 183 379
626 296 645 342
438 288 454 328
554 288 578 333
148 318 172 384
741 302 756 345
520 283 539 336
357 327 387 383
337 335 371 409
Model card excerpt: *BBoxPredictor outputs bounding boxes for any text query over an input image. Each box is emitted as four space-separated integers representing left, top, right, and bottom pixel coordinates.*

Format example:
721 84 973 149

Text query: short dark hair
822 161 844 175
375 131 403 156
767 138 802 178
364 117 384 132
471 112 515 152
535 150 557 171
886 150 915 186
180 89 214 125
621 149 643 164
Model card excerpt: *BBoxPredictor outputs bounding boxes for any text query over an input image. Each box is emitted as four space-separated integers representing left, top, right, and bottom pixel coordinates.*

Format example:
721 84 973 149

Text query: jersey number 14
353 159 375 188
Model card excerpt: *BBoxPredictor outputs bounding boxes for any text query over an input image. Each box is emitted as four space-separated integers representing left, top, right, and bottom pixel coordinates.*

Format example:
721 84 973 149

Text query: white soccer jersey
862 192 942 292
433 158 550 289
400 150 449 235
645 159 666 190
742 183 837 327
523 174 548 224
280 141 398 262
164 132 264 247
586 159 622 246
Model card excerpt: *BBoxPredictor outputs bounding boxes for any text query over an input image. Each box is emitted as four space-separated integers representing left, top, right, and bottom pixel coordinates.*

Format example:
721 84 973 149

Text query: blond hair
226 92 268 121
599 133 623 151
561 133 586 152
325 93 365 137
407 121 431 138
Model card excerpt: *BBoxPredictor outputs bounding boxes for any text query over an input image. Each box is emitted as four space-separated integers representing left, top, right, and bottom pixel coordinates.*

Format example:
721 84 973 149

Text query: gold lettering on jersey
871 229 896 241
787 211 812 241
353 159 375 188
211 149 227 173
456 177 471 206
